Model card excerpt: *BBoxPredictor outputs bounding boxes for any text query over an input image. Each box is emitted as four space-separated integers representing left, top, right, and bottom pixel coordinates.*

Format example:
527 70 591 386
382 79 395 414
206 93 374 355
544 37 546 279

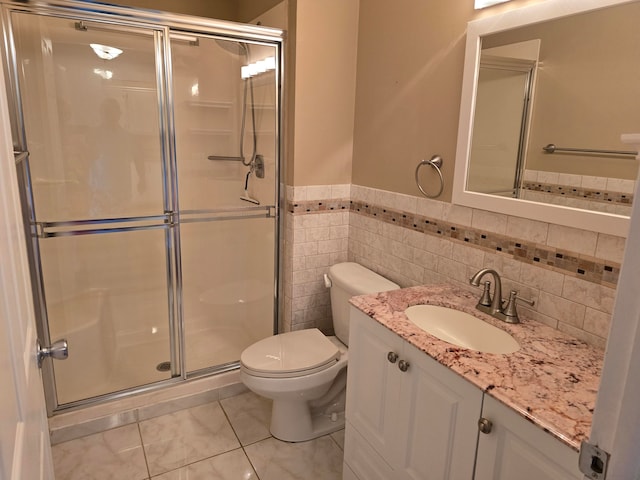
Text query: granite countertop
349 283 604 451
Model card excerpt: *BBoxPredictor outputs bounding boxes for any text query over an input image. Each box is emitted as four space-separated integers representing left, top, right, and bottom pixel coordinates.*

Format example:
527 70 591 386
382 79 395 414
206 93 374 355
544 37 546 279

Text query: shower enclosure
1 1 282 413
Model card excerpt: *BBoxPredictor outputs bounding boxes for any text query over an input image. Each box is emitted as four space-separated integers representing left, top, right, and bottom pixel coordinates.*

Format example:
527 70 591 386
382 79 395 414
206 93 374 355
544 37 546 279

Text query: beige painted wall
289 0 359 186
237 0 285 24
250 2 287 29
352 0 548 202
107 0 238 21
108 0 282 24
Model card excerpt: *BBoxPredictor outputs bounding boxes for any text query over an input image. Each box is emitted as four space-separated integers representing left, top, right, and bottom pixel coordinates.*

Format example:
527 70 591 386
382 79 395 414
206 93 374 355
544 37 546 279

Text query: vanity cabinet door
395 341 482 480
344 421 395 480
345 307 482 480
346 308 404 459
474 395 582 480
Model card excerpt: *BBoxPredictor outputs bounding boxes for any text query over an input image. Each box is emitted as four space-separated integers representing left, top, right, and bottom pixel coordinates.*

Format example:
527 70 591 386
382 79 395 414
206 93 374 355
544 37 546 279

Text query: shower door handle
37 338 69 368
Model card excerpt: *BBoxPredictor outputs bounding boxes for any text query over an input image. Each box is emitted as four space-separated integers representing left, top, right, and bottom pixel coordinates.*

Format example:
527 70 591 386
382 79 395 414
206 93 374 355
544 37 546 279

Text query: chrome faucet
469 268 503 316
469 268 534 324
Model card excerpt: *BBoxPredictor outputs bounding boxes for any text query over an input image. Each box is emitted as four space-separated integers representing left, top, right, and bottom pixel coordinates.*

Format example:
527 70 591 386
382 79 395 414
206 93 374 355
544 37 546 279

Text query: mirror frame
453 0 638 237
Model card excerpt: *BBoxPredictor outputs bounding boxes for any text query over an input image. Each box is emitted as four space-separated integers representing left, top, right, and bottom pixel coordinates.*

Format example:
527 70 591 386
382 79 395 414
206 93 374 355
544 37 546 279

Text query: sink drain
156 361 171 372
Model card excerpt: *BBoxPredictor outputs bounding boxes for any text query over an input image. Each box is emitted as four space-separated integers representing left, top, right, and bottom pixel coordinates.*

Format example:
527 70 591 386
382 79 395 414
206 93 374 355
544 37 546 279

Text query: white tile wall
282 184 624 349
282 185 350 333
525 170 636 194
522 170 635 216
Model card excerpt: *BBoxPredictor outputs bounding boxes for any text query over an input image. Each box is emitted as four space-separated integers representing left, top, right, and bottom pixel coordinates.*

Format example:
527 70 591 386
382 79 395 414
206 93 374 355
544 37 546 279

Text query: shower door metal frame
475 56 536 198
0 0 284 415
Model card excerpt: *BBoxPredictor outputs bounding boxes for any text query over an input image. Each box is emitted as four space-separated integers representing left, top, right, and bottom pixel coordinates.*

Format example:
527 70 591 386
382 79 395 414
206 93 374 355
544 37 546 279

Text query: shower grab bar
207 155 245 162
39 223 168 239
38 214 169 229
542 143 638 157
180 212 272 223
37 205 274 237
181 205 270 215
36 214 170 238
180 211 275 224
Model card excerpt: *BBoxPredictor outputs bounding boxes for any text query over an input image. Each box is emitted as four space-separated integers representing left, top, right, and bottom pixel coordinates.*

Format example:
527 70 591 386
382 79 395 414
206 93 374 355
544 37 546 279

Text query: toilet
240 262 400 442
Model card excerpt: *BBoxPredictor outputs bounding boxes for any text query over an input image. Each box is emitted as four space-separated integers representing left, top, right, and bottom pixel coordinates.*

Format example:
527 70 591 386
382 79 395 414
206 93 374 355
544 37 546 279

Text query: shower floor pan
54 318 267 407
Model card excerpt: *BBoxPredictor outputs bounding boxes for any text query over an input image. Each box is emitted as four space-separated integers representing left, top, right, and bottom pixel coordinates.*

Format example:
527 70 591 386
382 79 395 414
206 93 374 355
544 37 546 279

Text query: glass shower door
10 11 175 406
469 63 534 197
171 35 278 374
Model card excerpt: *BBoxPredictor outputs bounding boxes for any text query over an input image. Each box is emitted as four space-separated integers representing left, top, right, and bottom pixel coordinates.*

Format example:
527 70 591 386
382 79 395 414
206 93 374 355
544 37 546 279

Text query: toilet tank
327 262 400 346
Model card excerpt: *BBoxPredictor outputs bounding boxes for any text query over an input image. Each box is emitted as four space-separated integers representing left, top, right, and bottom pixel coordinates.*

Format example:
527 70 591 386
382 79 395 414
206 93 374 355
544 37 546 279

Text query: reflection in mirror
454 0 640 235
469 40 539 196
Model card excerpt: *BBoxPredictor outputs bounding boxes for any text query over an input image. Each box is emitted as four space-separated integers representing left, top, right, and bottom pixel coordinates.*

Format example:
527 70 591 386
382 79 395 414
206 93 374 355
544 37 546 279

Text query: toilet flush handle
323 274 332 288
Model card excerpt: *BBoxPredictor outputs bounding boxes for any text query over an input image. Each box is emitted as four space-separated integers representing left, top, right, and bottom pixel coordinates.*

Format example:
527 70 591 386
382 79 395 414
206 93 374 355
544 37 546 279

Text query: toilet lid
241 329 340 376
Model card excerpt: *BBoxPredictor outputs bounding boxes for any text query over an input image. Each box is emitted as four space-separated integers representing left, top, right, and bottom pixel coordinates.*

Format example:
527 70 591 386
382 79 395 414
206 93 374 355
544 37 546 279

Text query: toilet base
270 399 345 442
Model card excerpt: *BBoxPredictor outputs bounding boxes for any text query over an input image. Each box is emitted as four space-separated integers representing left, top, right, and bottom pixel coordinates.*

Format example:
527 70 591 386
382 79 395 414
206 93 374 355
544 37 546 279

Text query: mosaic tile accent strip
346 199 620 287
287 199 351 214
522 181 633 206
288 198 620 287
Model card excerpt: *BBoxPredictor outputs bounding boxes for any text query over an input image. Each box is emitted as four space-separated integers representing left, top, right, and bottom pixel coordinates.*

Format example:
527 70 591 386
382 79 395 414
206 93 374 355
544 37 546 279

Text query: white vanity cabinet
344 307 582 480
475 395 582 480
344 307 482 479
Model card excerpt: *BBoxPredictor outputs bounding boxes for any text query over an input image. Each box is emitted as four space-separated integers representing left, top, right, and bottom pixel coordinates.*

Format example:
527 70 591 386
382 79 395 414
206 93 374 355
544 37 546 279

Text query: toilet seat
241 329 341 378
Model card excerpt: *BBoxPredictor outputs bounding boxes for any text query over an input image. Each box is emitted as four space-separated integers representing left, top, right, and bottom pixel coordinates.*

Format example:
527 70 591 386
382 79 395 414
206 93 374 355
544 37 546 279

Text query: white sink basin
404 305 520 354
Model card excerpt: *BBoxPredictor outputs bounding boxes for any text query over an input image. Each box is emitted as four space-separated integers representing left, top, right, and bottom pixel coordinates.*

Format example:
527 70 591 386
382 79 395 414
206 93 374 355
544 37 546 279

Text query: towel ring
415 155 444 198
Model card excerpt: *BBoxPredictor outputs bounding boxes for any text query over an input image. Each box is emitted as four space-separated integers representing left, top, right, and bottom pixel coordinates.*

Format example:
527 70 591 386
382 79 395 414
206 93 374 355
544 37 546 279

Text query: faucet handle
503 290 535 319
478 280 492 307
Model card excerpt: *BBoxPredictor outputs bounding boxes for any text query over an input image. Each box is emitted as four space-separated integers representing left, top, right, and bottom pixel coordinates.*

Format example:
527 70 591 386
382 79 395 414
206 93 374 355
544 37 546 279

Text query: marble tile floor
52 391 345 480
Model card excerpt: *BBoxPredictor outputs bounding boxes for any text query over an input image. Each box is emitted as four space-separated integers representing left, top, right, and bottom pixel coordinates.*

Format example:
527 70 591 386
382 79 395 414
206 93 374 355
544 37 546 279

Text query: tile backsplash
522 169 634 216
283 184 626 349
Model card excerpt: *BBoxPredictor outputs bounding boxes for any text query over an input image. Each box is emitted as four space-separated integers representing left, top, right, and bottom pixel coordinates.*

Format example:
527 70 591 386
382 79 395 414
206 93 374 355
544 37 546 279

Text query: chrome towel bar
542 143 638 158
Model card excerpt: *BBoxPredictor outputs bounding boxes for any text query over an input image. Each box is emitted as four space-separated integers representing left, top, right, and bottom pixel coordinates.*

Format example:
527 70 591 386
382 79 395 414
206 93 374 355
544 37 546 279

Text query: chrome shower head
215 39 248 56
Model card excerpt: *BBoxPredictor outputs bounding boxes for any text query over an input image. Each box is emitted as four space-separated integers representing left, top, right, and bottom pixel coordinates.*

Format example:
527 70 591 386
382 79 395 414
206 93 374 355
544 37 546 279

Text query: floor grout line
242 444 262 480
219 397 264 479
53 393 345 480
136 422 152 480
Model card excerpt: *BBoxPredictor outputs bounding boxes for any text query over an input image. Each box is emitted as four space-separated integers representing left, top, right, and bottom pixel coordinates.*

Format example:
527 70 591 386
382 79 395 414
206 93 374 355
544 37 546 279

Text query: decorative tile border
522 180 633 206
288 197 620 288
287 199 351 214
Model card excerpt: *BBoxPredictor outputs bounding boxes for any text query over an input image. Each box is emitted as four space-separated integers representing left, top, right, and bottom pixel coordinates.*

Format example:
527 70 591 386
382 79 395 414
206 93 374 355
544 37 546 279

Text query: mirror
453 0 640 236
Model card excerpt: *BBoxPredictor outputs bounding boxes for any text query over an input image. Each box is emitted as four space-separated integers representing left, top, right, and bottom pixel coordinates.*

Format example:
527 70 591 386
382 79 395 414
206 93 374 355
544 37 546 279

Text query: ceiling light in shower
241 64 255 79
241 56 276 79
474 0 511 9
263 56 276 70
93 68 113 80
90 43 123 60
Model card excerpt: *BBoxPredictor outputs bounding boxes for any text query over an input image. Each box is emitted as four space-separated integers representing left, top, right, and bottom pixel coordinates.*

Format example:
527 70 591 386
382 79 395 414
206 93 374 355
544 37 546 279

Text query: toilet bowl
240 262 399 442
